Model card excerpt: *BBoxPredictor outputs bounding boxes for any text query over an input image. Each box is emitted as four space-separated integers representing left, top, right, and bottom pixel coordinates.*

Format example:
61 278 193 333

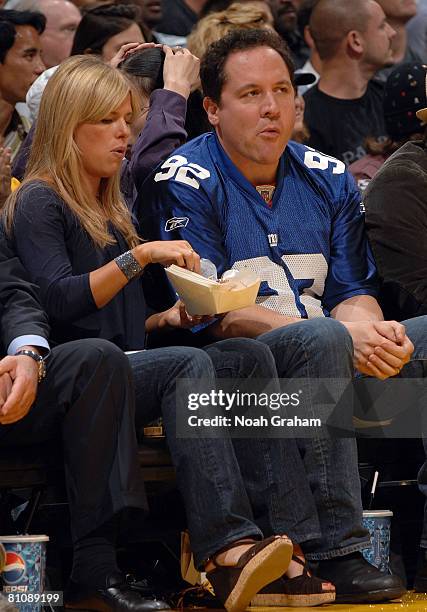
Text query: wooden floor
250 592 427 611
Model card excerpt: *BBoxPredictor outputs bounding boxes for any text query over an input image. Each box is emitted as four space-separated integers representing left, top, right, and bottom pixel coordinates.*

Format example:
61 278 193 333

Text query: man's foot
250 545 335 607
414 549 427 592
207 535 293 612
65 572 171 611
316 552 406 603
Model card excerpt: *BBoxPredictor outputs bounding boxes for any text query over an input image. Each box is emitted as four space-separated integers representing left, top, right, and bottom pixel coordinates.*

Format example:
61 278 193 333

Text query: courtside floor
251 592 427 611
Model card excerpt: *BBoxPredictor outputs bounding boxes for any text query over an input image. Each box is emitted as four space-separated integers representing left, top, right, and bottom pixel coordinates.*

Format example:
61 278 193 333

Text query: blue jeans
258 318 371 560
128 338 321 567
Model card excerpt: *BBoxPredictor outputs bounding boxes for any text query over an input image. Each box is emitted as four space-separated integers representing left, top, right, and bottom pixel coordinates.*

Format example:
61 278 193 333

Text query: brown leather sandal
251 554 336 607
207 535 293 612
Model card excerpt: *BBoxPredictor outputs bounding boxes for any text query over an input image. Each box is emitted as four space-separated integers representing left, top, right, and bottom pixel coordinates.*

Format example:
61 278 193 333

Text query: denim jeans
258 318 371 560
128 338 320 567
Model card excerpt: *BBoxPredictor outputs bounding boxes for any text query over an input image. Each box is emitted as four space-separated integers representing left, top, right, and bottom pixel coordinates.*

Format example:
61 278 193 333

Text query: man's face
374 0 417 21
268 0 300 35
0 25 45 104
361 0 395 70
137 0 163 28
40 0 81 68
205 47 296 180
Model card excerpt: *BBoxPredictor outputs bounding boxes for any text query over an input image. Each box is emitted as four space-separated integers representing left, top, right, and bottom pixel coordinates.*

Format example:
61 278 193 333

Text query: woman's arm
12 184 201 318
91 240 200 308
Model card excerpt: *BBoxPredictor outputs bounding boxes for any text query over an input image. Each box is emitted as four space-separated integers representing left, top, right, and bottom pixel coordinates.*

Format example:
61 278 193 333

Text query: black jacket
0 238 49 355
364 140 427 321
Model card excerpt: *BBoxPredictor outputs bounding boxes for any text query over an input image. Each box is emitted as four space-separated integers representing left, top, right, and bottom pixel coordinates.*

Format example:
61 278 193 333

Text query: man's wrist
16 345 41 356
14 348 46 383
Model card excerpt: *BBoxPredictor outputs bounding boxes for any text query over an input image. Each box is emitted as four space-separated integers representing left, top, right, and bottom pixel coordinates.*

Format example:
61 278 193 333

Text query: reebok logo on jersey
268 234 278 247
165 217 189 232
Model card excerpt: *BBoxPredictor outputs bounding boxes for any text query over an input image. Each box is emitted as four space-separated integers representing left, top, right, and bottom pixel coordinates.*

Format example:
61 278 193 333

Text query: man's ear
203 96 220 127
347 30 364 58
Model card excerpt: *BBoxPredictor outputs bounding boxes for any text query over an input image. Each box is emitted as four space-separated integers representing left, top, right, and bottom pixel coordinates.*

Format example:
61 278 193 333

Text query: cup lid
362 510 393 518
0 535 49 543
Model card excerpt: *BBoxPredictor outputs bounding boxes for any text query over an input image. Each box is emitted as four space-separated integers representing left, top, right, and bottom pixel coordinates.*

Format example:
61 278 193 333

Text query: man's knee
52 338 132 379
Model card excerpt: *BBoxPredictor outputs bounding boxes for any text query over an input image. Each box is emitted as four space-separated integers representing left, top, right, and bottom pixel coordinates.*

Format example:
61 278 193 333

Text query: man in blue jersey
138 28 427 603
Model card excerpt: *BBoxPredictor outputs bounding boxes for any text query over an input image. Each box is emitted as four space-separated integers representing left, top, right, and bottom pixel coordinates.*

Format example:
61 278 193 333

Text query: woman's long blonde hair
4 55 141 248
187 1 273 59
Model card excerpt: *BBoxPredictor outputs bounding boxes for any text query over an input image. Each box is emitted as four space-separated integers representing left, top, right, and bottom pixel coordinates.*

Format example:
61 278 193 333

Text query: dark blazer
0 237 49 355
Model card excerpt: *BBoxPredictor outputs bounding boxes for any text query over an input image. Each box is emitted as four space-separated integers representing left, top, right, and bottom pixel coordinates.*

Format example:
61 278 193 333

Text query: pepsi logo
3 551 26 584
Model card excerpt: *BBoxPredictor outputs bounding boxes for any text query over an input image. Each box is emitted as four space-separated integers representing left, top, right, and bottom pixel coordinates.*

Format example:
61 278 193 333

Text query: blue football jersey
140 133 378 318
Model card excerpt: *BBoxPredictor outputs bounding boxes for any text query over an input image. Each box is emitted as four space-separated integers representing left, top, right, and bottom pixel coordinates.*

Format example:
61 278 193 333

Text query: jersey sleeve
322 172 379 311
140 153 230 276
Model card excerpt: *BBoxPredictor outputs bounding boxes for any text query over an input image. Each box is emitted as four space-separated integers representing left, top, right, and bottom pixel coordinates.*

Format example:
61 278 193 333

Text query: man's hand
157 300 214 329
0 372 12 409
0 355 38 425
343 320 413 379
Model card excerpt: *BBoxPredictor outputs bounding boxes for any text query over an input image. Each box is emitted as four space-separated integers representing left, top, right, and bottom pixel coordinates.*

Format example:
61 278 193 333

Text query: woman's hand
0 146 11 206
157 300 214 330
108 41 163 68
134 240 201 273
162 45 200 99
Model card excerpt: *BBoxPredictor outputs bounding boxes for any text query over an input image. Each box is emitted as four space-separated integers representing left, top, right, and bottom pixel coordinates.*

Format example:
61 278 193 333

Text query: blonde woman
187 1 273 59
2 55 333 612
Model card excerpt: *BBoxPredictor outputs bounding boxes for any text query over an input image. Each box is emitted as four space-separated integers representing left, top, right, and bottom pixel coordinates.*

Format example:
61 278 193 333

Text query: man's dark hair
0 9 45 63
71 3 139 56
200 28 295 103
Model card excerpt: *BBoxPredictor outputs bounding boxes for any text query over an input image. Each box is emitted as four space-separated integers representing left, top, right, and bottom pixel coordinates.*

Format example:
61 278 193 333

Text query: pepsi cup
0 535 49 612
362 510 393 573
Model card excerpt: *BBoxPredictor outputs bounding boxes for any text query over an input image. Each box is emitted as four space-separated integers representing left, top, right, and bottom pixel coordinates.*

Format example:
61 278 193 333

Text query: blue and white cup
362 510 393 572
0 535 49 612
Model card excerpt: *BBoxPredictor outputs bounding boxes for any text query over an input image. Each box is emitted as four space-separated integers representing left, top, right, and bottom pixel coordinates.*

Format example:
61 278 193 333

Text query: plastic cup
362 510 393 572
0 535 49 612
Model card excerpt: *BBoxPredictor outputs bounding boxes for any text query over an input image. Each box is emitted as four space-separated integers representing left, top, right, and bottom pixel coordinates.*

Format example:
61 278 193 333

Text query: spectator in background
363 64 427 322
295 0 320 94
350 61 427 189
119 44 200 207
304 0 395 165
155 0 207 37
0 145 11 206
267 0 309 67
134 0 163 29
187 1 273 58
375 0 421 81
3 0 81 68
407 0 427 62
24 3 144 121
0 10 45 161
71 3 144 61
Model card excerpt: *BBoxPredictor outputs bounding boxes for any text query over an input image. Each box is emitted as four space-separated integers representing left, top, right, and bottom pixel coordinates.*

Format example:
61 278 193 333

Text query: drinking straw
368 471 379 510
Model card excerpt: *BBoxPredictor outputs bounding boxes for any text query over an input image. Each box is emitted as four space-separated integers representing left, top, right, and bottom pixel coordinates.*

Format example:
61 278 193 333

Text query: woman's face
101 23 145 62
74 94 132 184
